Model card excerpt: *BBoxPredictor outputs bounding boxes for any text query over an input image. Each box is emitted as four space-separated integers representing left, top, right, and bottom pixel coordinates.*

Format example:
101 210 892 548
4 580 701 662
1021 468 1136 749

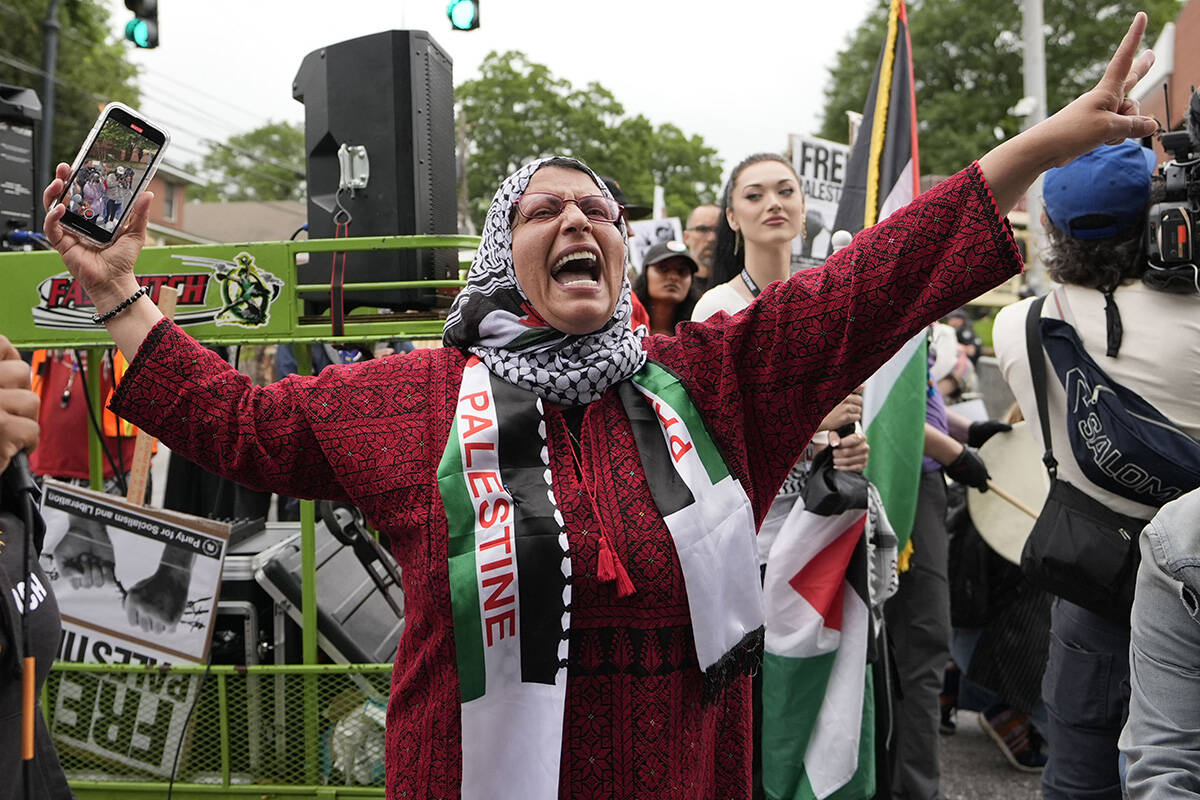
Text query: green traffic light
447 0 479 30
124 17 156 47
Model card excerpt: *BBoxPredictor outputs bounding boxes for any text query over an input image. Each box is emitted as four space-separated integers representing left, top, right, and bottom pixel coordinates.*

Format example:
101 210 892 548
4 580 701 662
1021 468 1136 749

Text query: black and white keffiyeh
443 157 646 405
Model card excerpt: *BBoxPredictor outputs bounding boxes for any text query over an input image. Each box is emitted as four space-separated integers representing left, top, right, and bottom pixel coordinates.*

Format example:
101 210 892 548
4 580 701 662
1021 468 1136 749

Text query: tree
0 0 140 168
188 120 306 202
818 0 1181 176
457 51 722 229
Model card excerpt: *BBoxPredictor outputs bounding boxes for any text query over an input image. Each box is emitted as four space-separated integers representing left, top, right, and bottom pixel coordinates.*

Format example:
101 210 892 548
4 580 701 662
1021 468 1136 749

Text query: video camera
1145 88 1200 293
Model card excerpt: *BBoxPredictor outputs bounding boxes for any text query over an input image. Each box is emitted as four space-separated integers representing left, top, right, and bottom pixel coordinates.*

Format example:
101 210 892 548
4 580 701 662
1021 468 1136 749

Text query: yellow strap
897 537 915 573
864 0 902 228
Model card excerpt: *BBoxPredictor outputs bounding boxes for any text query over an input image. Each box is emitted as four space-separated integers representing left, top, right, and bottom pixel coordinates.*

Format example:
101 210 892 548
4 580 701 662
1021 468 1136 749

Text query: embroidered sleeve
649 162 1022 518
108 319 427 503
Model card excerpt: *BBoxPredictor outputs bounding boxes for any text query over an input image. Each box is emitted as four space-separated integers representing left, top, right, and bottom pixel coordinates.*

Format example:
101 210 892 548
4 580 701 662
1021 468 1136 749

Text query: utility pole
37 0 60 225
1021 0 1048 289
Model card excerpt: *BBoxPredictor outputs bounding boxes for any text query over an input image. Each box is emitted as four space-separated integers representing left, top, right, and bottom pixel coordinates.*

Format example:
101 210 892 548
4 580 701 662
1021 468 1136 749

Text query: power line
135 86 262 144
134 88 306 176
0 50 302 197
0 50 109 103
137 70 281 125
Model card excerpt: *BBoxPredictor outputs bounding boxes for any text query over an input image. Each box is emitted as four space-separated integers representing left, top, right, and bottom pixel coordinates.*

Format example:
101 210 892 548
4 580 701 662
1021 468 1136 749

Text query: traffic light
124 0 158 48
446 0 479 31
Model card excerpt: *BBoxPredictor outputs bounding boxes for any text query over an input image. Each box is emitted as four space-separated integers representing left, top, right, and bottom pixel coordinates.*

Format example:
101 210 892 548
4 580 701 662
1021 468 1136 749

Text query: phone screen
59 107 166 244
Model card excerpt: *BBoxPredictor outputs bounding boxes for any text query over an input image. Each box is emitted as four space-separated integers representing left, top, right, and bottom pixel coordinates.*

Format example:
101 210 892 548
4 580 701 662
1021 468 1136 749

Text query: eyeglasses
515 192 622 223
686 224 718 234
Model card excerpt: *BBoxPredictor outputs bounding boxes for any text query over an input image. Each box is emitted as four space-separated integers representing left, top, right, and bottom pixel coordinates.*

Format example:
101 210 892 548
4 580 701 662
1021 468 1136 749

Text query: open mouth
551 249 602 287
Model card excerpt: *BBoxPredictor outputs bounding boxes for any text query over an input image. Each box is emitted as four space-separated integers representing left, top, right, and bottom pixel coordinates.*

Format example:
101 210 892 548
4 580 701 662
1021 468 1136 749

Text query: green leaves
457 51 721 230
0 0 140 168
818 0 1181 177
188 120 306 202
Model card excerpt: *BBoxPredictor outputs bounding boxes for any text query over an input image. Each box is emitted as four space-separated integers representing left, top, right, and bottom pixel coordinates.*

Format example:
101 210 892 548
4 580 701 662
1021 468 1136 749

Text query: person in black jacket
0 333 73 800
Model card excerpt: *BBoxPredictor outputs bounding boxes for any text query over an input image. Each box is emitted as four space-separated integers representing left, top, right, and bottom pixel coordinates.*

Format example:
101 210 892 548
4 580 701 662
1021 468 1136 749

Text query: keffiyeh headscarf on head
443 156 646 405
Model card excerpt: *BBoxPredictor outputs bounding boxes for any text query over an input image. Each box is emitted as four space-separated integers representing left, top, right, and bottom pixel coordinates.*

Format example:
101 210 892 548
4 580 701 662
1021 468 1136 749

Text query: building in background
1132 0 1200 161
143 162 209 245
182 200 306 245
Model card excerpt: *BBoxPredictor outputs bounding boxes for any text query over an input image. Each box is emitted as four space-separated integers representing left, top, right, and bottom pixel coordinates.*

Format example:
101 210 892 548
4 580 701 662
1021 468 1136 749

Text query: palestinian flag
761 501 873 800
832 0 925 554
757 3 923 798
438 357 572 799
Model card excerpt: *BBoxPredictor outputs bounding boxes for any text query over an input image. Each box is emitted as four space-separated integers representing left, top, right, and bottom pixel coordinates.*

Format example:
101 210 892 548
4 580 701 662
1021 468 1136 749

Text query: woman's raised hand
978 12 1158 215
43 161 152 315
1040 11 1157 164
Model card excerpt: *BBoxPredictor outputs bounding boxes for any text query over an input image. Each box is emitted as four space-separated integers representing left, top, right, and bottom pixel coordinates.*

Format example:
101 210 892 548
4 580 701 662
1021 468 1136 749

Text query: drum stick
985 479 1038 519
125 286 177 505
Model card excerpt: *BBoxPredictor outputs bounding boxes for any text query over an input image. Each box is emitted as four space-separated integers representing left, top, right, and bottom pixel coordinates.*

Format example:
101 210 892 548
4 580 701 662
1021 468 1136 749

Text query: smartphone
54 102 170 247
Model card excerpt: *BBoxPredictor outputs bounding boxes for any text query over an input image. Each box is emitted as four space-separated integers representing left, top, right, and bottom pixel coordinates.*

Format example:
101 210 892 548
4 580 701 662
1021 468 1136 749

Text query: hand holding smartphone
51 102 170 248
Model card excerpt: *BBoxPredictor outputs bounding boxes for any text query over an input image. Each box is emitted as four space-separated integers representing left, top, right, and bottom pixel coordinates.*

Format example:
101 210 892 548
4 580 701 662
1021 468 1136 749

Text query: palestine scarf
439 158 764 799
443 157 646 406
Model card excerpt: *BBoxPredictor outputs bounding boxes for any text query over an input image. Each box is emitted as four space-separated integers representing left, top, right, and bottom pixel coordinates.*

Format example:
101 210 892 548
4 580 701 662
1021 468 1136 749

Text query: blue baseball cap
1043 140 1157 240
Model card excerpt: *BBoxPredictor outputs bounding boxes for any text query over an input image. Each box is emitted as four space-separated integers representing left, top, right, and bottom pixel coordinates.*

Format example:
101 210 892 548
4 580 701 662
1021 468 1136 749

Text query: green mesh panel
46 663 392 794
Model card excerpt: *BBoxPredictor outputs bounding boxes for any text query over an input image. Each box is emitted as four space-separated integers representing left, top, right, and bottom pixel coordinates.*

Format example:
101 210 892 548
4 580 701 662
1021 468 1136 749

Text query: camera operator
0 334 73 800
993 139 1200 800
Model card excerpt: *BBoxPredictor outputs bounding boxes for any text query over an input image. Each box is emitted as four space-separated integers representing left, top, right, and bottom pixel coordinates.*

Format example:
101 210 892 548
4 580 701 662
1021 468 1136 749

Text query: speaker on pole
293 30 457 313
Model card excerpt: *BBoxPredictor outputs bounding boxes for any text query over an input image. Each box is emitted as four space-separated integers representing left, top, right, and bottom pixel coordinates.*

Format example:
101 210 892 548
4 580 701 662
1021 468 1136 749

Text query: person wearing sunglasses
40 16 1157 798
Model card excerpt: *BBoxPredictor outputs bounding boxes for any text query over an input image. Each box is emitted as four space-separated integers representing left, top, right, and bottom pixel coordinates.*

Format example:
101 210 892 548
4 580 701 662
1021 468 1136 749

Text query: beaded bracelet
92 285 151 325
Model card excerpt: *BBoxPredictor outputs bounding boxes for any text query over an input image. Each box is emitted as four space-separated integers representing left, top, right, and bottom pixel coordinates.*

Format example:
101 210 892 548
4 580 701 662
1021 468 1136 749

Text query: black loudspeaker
0 84 41 237
292 30 457 312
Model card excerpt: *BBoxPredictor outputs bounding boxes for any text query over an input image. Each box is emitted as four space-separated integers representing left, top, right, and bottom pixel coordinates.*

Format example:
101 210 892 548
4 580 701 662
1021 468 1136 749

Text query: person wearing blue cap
993 139 1200 800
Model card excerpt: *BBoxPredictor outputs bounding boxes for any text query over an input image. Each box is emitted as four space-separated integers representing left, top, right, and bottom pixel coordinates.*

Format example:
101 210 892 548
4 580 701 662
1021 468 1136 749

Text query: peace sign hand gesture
1048 11 1158 158
979 12 1159 215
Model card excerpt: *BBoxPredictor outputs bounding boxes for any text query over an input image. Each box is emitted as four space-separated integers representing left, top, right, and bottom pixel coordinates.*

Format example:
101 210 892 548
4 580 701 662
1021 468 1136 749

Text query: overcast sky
105 0 875 184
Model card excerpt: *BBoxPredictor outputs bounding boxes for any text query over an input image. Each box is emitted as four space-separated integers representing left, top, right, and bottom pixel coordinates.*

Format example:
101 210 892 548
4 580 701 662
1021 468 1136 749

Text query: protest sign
51 635 203 777
790 134 851 269
39 480 231 777
628 217 683 272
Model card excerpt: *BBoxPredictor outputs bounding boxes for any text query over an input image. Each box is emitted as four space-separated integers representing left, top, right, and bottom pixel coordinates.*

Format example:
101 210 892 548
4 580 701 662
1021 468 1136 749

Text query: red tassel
596 533 636 598
611 553 636 598
596 534 617 582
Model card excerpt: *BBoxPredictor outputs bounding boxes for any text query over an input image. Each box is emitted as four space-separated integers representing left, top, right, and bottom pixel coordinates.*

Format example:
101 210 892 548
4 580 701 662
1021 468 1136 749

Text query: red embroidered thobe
111 164 1020 799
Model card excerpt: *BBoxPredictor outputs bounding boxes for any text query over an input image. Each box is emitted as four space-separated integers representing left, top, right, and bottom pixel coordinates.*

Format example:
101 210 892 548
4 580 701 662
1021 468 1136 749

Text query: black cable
289 223 308 241
72 350 129 497
165 652 214 800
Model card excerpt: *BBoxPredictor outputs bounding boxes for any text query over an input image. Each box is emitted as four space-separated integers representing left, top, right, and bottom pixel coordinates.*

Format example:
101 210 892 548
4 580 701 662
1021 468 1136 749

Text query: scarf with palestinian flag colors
438 356 763 799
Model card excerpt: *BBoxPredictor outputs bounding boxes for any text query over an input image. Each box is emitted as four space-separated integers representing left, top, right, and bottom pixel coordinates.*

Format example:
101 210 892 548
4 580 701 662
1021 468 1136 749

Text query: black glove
945 445 989 491
967 419 1012 449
